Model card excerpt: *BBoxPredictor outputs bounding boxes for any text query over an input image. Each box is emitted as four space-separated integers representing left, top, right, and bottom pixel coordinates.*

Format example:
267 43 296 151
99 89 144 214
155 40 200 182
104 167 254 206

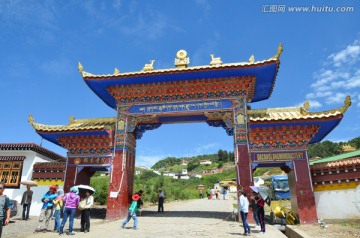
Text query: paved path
7 198 286 238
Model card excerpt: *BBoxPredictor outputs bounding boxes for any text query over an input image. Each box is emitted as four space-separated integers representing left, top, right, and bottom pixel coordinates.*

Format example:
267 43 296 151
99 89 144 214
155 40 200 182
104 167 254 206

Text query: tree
217 149 227 161
349 137 360 149
228 151 235 162
187 159 200 171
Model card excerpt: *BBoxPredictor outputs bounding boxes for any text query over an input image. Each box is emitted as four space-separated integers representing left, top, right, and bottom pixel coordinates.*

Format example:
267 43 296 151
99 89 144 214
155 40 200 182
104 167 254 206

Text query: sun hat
132 194 141 201
50 185 57 192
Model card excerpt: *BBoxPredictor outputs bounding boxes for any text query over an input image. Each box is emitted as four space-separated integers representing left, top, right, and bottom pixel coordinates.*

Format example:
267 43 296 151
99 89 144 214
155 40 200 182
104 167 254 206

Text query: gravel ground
3 197 286 238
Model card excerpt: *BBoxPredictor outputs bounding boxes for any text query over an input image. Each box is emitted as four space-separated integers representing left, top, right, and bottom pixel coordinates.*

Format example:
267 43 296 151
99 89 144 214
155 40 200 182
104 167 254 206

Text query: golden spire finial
272 43 283 59
303 100 310 111
28 114 34 125
341 95 351 113
249 55 255 63
142 60 155 71
69 116 75 124
78 62 83 74
114 68 120 75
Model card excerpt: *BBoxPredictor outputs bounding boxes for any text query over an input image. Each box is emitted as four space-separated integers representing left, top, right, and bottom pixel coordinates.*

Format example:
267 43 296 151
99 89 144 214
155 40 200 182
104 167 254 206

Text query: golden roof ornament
341 95 351 113
28 114 34 125
69 116 75 124
114 68 120 75
210 54 223 66
272 43 283 59
142 60 155 71
78 62 83 74
303 100 310 111
174 50 190 68
249 55 255 63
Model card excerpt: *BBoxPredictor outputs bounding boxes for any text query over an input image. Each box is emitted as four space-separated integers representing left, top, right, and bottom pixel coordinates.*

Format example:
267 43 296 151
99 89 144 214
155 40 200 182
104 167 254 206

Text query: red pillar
288 159 318 224
106 150 129 220
233 98 254 222
236 144 255 223
64 166 76 192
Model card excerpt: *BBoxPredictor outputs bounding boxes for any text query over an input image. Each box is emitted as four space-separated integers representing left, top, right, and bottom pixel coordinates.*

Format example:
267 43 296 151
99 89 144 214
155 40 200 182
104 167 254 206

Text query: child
53 189 64 232
121 194 141 230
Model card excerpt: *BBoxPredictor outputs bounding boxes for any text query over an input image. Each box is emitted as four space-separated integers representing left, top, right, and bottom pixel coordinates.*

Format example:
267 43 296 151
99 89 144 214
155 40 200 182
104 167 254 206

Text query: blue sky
0 1 359 168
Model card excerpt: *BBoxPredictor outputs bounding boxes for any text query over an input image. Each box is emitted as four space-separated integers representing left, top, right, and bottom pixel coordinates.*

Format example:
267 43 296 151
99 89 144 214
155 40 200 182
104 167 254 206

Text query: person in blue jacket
35 185 58 233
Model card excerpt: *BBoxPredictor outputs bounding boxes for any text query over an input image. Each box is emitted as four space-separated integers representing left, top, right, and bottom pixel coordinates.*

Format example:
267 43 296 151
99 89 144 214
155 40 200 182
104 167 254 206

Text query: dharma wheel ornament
175 49 190 68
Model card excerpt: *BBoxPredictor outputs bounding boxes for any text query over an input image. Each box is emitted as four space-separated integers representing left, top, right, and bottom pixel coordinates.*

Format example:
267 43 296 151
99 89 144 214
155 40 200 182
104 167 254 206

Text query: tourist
121 193 141 230
158 189 165 212
199 189 204 199
35 185 58 233
80 190 94 233
53 189 64 232
252 191 266 234
238 190 251 236
21 185 33 220
0 182 10 238
222 187 228 200
211 188 215 200
215 187 219 200
59 186 80 235
205 188 211 199
250 191 260 228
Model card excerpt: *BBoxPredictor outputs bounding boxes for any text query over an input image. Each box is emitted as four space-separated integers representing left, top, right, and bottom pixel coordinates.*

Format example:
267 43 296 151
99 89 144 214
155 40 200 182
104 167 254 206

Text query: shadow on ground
89 208 239 222
141 210 238 221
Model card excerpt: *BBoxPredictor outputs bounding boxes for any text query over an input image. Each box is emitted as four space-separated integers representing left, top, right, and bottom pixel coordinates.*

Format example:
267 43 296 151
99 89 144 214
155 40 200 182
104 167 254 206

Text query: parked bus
271 175 290 200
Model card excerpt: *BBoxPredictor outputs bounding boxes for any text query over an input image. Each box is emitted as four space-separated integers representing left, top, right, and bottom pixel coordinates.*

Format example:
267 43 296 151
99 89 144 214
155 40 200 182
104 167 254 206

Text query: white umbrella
250 186 270 205
20 180 38 187
76 184 95 194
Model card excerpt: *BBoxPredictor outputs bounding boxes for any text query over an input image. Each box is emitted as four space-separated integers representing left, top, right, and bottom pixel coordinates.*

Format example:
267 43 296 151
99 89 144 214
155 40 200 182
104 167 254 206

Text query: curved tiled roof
0 143 66 162
28 115 116 132
249 96 351 122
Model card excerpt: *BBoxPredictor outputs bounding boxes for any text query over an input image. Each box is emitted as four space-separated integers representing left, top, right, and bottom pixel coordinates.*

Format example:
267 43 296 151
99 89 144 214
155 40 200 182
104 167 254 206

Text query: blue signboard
128 99 233 114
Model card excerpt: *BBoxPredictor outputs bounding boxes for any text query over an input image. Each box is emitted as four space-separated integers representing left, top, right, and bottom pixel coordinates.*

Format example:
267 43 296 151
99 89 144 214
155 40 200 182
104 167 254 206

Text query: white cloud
306 39 360 108
136 154 168 168
328 40 360 67
308 100 322 109
325 92 347 104
193 143 219 155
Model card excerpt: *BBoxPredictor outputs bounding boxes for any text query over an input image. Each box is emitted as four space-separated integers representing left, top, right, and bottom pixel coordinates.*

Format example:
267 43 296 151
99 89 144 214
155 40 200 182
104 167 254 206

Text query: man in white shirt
158 189 165 212
238 190 251 236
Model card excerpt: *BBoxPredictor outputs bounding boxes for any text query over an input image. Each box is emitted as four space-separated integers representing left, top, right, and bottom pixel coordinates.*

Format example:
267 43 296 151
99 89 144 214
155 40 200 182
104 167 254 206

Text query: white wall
315 185 360 219
3 151 60 216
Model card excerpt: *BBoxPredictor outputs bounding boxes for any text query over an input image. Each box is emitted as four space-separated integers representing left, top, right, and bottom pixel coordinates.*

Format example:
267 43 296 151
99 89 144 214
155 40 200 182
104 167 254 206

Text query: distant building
181 169 188 175
135 170 142 175
1 143 66 216
199 160 212 165
181 158 191 165
192 174 202 179
179 175 190 180
152 170 161 175
137 166 148 170
310 149 360 219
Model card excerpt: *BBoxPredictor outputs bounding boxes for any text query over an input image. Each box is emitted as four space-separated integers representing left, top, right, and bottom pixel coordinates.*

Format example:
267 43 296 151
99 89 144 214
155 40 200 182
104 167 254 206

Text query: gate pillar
233 98 254 221
106 107 136 220
288 157 318 224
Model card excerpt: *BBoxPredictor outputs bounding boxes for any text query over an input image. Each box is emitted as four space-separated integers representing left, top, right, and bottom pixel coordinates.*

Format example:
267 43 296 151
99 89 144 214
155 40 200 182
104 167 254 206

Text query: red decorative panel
58 134 113 150
108 76 255 103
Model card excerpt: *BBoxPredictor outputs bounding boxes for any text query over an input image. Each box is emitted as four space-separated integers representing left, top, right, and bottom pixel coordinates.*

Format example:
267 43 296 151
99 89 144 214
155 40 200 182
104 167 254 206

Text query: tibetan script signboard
128 99 233 114
69 157 111 165
251 151 306 162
